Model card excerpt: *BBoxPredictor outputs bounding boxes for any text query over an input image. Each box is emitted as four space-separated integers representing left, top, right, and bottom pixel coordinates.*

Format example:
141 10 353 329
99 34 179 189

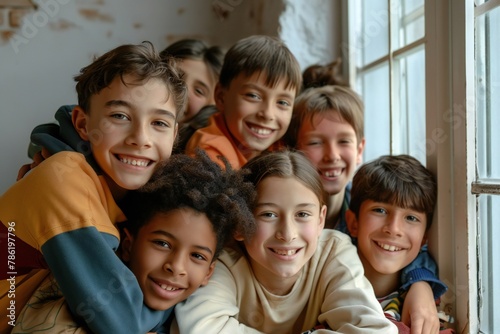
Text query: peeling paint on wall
0 0 116 44
48 18 76 31
0 0 36 42
78 8 113 22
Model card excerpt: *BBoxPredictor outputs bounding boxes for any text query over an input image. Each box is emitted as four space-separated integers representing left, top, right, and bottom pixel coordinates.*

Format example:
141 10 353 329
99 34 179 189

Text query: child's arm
400 245 448 299
399 246 446 334
401 281 440 334
318 233 398 333
0 153 166 333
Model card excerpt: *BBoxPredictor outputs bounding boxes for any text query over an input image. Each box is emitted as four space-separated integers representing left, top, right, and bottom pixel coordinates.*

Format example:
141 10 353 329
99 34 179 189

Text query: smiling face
297 113 365 195
73 74 178 197
238 176 326 295
216 72 296 160
122 208 216 311
178 58 217 123
346 200 427 277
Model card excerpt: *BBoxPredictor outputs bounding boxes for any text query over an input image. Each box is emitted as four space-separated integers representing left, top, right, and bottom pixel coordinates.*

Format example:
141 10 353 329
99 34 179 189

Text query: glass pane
476 6 500 179
479 194 500 332
403 0 424 15
359 0 389 65
393 46 426 164
393 0 425 49
359 62 391 162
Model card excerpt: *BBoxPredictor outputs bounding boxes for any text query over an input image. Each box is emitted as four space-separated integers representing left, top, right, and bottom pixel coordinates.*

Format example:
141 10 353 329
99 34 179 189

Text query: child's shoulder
22 151 97 187
38 151 90 172
187 113 226 145
320 229 354 244
186 113 246 168
217 245 245 268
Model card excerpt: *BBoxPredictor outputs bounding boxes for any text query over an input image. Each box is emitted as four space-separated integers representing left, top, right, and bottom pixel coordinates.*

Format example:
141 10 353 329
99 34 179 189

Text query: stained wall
0 0 341 193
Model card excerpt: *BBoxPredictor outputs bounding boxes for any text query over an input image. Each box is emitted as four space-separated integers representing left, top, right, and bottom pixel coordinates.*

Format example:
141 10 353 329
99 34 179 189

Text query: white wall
0 0 339 194
280 0 341 69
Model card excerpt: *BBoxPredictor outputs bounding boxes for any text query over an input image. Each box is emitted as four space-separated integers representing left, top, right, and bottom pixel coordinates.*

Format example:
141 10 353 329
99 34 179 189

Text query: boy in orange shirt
185 35 302 169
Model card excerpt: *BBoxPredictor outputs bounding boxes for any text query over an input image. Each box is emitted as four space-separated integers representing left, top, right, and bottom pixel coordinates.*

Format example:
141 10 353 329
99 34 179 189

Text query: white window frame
425 1 477 331
344 0 500 332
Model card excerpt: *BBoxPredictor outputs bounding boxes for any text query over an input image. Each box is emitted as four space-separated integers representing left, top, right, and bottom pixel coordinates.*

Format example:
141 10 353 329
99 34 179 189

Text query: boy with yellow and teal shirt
0 42 187 333
10 151 256 333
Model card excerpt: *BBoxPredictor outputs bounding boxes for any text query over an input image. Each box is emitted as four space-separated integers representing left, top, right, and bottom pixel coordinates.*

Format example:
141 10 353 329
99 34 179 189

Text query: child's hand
401 281 439 334
17 147 51 180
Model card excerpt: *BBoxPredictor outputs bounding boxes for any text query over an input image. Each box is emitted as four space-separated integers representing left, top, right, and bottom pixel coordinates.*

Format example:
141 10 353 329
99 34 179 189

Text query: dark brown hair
218 35 302 95
75 41 188 120
160 39 224 81
349 154 437 230
302 58 346 90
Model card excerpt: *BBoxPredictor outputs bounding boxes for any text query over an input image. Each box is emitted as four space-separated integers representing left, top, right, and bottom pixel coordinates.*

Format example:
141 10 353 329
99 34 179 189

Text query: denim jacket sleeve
399 245 448 299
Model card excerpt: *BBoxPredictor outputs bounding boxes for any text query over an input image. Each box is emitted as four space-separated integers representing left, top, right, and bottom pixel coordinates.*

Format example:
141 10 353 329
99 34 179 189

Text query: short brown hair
242 150 327 238
285 85 364 148
75 41 188 120
349 154 437 230
219 35 302 95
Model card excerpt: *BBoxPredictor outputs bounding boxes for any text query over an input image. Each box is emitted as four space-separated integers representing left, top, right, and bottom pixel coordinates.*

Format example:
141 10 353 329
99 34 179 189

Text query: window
346 0 500 332
348 0 426 163
474 1 500 332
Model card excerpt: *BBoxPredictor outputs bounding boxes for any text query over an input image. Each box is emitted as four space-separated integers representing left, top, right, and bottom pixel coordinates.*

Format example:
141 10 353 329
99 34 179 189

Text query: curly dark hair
121 150 256 258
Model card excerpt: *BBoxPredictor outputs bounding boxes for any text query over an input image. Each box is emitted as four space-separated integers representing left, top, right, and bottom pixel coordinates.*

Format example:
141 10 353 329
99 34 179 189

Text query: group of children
0 35 454 333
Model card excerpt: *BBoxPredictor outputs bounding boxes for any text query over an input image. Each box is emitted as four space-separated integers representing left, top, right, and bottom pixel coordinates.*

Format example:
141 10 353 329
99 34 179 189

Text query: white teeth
324 169 342 177
274 249 297 256
120 157 149 167
377 242 402 252
160 284 178 291
250 127 272 135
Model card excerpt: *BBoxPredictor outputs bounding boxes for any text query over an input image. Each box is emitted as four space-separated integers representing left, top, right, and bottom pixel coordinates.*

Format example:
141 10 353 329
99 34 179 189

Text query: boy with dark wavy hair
346 154 453 333
0 41 187 333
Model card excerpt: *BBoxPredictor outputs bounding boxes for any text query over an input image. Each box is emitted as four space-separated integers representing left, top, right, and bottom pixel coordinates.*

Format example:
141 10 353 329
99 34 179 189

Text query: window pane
393 46 426 163
475 0 490 5
393 0 425 49
359 0 389 65
479 194 500 332
403 0 424 15
476 6 500 179
359 62 391 162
